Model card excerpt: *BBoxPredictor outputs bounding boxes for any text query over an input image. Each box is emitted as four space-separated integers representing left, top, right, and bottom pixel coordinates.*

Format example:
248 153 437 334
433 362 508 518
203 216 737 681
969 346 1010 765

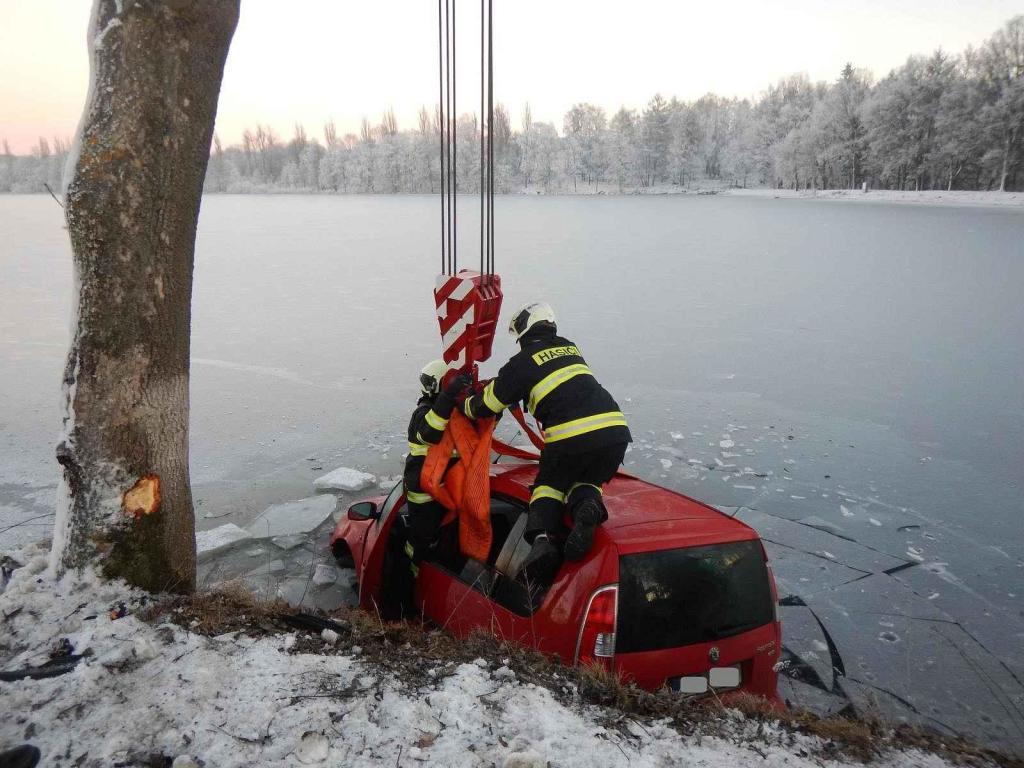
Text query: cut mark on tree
123 474 161 518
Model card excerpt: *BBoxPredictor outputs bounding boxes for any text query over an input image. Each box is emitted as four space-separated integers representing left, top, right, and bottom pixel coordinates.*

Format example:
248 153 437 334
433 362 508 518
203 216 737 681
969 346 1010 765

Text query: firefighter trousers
526 441 629 538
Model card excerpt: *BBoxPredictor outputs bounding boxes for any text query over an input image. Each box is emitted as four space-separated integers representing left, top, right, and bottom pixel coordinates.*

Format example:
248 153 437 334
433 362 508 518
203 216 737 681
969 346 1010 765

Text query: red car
329 462 782 703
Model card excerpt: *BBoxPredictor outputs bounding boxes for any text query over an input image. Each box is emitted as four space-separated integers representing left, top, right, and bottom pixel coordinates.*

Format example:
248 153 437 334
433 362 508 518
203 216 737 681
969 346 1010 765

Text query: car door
357 482 407 611
416 496 538 645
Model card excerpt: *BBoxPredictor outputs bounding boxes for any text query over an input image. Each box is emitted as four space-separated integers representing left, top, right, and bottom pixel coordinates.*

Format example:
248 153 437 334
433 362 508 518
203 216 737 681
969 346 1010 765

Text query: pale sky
1 0 1021 154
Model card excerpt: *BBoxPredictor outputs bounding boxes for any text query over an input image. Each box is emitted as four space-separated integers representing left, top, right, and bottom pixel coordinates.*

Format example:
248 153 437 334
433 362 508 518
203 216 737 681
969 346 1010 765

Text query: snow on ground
723 188 1024 208
0 545 965 768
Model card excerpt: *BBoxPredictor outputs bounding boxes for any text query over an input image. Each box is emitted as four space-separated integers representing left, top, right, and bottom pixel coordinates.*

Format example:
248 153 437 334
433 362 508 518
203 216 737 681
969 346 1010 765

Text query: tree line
4 16 1021 196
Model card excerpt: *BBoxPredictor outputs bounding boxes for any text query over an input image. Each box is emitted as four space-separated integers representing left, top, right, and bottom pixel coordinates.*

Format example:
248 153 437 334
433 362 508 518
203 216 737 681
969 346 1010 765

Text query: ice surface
4 195 1024 751
0 503 54 550
736 508 910 574
247 495 337 538
195 523 251 560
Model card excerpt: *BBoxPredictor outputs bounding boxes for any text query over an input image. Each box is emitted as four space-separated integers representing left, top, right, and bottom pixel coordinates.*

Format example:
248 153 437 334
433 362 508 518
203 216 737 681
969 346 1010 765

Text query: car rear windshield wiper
709 620 766 639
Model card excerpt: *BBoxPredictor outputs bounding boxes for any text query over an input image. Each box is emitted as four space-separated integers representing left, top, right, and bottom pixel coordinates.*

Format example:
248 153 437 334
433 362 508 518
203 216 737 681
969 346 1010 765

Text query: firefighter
388 360 471 616
463 302 632 587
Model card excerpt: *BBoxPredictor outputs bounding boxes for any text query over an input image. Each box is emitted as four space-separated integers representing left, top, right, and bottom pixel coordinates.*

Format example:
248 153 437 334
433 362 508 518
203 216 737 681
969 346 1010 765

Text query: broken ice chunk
313 466 376 492
313 564 338 586
271 533 308 550
195 524 251 561
245 559 286 577
247 495 337 538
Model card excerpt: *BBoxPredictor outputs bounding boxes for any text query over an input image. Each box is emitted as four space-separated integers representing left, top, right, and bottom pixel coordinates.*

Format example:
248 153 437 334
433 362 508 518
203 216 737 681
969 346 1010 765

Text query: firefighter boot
519 534 561 591
0 745 41 768
564 498 603 561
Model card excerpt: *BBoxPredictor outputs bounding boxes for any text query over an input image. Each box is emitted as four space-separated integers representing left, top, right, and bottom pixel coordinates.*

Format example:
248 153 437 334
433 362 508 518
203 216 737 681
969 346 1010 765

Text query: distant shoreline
719 187 1024 208
5 188 1023 209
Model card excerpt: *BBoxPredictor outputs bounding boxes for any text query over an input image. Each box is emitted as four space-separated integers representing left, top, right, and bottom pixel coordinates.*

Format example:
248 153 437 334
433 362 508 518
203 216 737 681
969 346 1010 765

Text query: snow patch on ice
313 466 376 492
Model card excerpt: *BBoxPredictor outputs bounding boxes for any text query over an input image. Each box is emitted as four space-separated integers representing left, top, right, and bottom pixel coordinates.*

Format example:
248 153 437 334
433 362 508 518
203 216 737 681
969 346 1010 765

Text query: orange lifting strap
420 410 496 562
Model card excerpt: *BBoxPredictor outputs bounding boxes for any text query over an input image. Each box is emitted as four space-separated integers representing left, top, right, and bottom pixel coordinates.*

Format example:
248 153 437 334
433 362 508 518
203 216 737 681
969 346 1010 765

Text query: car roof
490 461 759 547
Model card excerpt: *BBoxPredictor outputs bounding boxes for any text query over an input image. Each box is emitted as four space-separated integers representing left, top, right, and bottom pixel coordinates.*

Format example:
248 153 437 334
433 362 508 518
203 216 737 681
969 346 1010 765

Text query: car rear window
617 540 773 653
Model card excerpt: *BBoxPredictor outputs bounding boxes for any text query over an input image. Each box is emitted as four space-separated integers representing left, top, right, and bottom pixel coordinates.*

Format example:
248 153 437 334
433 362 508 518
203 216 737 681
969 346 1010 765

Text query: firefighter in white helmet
463 302 632 589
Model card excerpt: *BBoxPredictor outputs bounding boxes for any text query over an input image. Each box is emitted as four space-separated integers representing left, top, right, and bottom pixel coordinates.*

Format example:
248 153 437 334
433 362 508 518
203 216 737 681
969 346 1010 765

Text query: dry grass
145 584 1022 767
141 579 289 635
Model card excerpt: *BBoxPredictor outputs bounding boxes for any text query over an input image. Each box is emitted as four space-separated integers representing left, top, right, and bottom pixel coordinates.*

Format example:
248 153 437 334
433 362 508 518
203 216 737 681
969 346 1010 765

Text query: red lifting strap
420 411 495 562
489 405 543 460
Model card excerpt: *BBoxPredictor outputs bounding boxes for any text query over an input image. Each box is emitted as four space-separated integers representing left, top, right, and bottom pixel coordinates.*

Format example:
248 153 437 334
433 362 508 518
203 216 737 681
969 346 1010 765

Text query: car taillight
761 542 779 623
576 585 617 666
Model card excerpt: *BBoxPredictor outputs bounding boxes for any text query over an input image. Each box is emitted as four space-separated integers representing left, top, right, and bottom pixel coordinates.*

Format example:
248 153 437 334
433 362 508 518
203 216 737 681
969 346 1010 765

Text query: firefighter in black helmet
463 302 632 588
386 360 471 616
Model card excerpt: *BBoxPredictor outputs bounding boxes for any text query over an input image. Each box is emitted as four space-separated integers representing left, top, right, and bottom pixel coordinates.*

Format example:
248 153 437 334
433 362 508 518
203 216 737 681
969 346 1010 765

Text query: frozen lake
1 194 1023 750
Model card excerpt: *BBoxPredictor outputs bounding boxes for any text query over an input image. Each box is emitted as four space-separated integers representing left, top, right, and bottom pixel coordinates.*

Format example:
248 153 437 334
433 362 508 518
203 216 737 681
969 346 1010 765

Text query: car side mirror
347 501 378 521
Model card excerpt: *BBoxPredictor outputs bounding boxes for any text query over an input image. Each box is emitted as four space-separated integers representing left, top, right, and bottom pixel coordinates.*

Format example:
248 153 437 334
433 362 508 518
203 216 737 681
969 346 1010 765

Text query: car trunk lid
612 539 780 697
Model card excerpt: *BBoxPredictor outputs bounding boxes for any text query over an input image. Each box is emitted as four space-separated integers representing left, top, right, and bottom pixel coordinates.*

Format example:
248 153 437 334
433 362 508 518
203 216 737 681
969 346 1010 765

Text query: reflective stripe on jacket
464 328 631 453
404 390 457 500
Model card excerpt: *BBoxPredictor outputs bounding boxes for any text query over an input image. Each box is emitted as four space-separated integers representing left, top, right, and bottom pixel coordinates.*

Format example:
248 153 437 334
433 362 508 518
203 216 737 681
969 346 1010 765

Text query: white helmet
508 302 556 341
419 359 448 395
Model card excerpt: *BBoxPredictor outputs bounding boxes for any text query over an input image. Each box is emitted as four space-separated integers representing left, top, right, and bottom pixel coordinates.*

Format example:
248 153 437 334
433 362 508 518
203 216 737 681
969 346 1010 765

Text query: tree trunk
51 0 239 592
999 132 1011 192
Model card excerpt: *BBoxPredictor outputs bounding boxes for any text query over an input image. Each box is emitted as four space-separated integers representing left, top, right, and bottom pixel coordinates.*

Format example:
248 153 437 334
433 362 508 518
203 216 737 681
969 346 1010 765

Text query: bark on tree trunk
1000 133 1011 192
51 0 239 592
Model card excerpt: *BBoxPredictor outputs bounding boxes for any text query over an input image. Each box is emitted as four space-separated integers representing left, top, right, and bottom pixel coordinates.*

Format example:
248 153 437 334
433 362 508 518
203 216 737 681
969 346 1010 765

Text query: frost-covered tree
521 122 561 191
863 52 958 189
607 108 639 191
640 94 671 186
52 0 238 592
6 15 1022 195
563 103 607 191
976 16 1024 190
812 64 871 188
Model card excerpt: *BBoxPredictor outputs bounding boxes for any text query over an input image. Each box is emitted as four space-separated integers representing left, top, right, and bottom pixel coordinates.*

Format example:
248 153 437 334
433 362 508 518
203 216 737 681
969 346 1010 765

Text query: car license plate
670 666 741 694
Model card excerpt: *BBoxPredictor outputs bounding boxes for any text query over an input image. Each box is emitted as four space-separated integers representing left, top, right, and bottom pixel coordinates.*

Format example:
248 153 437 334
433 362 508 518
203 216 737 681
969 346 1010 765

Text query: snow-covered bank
721 187 1024 208
1 544 1007 768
